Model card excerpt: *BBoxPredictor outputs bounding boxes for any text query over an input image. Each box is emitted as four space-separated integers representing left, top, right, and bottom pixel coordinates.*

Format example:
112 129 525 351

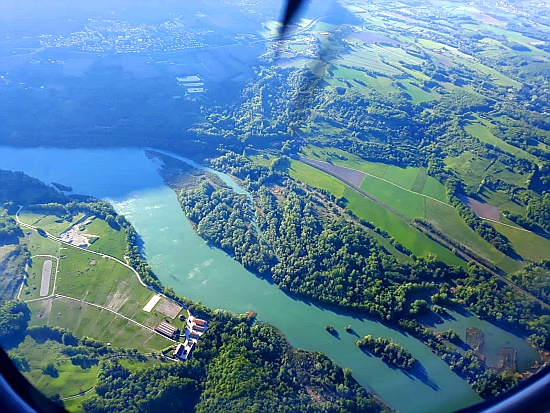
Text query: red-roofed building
155 321 179 339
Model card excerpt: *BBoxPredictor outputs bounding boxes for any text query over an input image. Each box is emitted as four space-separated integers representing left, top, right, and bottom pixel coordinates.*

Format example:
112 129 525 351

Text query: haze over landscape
0 0 550 412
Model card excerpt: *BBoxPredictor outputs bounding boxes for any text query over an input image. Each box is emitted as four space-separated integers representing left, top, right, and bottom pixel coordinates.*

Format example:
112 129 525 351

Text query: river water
1 146 538 412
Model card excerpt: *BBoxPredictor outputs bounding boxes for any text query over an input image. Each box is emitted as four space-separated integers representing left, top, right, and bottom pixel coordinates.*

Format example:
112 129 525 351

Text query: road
14 206 182 342
15 206 187 309
61 387 95 401
299 157 550 310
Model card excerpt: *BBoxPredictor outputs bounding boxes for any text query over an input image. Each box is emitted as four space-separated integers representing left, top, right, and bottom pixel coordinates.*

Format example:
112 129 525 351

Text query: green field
445 151 529 189
400 80 438 103
80 217 127 260
380 165 421 191
9 333 169 412
424 199 508 265
338 50 402 76
416 37 522 89
477 188 528 216
422 177 448 202
299 146 449 202
63 391 97 413
360 176 426 219
30 298 170 351
411 168 428 193
119 356 167 372
9 336 99 399
345 189 464 266
19 211 128 260
300 145 388 177
464 119 538 163
293 147 529 270
287 160 346 198
287 159 465 266
18 212 86 237
19 218 175 353
490 221 550 263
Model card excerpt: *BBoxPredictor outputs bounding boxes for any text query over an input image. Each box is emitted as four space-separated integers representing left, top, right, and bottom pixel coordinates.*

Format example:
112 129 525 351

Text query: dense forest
82 312 391 413
2 0 550 410
179 156 466 322
174 151 550 398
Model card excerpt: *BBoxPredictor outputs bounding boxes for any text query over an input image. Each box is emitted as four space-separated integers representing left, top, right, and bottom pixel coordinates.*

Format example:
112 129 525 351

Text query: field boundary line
15 206 188 310
482 217 549 236
298 158 550 310
301 157 452 207
54 294 176 343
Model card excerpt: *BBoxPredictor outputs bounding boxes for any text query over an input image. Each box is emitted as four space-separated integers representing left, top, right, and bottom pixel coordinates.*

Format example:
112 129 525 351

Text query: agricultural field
445 152 529 190
300 146 447 201
18 218 175 352
18 212 86 237
344 188 464 266
28 298 170 351
18 212 127 260
285 158 465 267
287 159 346 198
490 221 550 264
295 146 535 272
424 198 507 265
78 217 127 260
477 189 528 217
360 175 425 219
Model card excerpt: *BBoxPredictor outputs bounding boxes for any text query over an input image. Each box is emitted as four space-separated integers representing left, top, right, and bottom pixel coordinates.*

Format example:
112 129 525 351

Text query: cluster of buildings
37 18 206 54
169 316 208 361
154 321 180 340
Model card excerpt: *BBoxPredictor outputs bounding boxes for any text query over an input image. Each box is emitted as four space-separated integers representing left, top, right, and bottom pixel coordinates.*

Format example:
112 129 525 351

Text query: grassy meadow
19 218 174 351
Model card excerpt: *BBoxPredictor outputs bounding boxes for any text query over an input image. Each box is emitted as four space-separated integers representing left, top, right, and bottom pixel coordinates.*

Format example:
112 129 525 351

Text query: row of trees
445 178 514 255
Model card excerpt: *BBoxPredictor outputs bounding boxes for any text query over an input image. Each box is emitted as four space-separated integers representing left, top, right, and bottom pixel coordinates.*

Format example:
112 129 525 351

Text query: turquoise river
0 146 540 412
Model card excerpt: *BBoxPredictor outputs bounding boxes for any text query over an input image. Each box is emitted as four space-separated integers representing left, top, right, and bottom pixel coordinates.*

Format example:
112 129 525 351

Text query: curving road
15 206 187 309
15 206 182 342
61 387 95 401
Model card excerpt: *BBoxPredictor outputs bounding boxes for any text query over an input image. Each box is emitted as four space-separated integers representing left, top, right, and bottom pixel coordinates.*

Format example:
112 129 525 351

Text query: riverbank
2 145 527 413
